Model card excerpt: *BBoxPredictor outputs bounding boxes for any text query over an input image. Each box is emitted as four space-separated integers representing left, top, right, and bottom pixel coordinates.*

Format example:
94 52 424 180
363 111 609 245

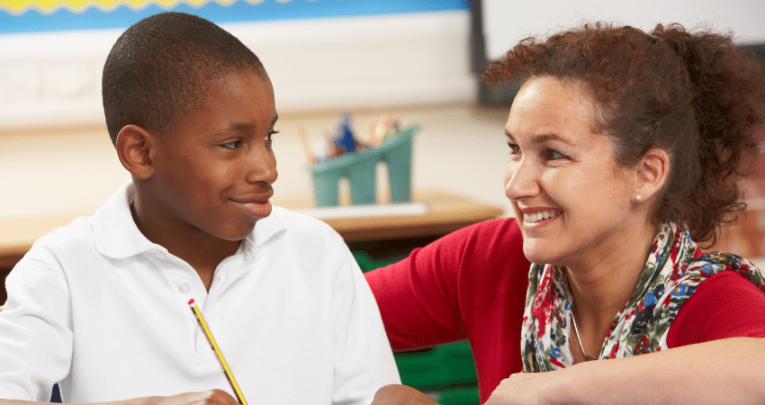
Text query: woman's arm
364 225 478 351
365 218 529 353
486 337 765 405
366 218 530 403
488 271 765 404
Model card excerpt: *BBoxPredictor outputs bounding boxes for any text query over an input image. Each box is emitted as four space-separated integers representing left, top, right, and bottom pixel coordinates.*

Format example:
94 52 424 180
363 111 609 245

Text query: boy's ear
633 148 669 204
115 125 155 180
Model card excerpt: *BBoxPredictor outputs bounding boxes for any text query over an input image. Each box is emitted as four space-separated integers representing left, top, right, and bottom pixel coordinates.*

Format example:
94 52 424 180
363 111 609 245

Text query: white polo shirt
0 182 399 404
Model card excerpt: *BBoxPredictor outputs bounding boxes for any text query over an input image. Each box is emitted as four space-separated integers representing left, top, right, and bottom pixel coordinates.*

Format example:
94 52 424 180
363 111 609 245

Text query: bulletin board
0 0 469 34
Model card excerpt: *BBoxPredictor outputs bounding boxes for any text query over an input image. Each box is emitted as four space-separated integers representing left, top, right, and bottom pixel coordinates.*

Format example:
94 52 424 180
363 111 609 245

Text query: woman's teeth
524 210 561 223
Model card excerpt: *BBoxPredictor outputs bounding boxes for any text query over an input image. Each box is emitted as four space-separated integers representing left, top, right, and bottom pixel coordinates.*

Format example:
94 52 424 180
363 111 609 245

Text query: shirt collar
250 206 287 251
94 181 287 259
94 181 157 259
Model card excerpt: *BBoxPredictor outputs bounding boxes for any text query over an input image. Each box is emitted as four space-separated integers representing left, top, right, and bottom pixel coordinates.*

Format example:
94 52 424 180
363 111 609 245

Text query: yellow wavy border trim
0 0 274 16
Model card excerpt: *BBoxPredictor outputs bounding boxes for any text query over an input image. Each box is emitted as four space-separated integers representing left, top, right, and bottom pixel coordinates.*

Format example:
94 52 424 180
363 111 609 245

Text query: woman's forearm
556 337 765 405
488 337 765 405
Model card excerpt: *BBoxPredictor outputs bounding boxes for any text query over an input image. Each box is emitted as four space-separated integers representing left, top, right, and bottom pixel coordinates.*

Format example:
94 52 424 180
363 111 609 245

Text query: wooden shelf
0 214 85 269
276 189 504 242
0 189 503 270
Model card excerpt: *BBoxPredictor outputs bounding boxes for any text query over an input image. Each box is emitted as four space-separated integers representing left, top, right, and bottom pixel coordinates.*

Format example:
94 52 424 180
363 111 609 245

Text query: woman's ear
115 125 155 180
633 148 670 204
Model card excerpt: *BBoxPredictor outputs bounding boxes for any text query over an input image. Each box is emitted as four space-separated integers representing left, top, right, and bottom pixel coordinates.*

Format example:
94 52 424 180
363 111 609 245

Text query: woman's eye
221 141 240 149
508 144 521 155
266 130 279 141
546 149 566 160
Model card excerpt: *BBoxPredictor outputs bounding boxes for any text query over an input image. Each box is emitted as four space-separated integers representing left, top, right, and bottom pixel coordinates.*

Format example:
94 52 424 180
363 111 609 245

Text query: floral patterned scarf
520 222 765 372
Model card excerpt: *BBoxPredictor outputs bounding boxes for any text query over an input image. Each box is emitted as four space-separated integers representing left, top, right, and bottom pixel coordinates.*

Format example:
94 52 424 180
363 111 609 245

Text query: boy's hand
0 390 240 405
149 390 240 405
370 384 439 405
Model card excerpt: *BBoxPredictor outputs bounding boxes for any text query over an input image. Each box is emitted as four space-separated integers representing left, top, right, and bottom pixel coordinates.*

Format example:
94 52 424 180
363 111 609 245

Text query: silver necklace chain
571 311 598 361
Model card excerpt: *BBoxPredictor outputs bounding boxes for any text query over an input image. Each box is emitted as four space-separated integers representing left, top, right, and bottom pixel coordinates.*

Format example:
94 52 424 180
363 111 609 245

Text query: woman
367 23 765 404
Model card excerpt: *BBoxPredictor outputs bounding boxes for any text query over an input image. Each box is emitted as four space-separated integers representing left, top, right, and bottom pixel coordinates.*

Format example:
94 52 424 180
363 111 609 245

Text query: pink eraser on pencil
188 298 195 305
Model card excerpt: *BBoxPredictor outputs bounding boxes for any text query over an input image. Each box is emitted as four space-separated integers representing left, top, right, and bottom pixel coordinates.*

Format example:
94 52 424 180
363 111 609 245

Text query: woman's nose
504 159 539 201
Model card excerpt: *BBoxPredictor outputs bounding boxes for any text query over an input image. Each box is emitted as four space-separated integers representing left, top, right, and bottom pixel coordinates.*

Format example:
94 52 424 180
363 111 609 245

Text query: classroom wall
1 0 763 227
0 1 491 221
481 0 765 61
0 1 474 131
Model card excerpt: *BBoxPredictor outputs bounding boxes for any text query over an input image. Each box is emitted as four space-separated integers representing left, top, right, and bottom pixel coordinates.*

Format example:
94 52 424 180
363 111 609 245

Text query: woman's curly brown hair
483 23 765 246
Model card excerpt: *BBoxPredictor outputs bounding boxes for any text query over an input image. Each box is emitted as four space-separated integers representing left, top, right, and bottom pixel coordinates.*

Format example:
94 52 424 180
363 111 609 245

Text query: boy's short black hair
102 12 266 145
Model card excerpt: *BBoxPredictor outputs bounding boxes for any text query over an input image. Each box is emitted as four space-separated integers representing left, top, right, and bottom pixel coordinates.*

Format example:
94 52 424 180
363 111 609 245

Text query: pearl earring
635 195 643 202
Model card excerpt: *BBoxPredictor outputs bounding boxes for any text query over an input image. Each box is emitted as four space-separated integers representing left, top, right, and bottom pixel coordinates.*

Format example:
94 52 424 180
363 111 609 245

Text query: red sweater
365 218 765 403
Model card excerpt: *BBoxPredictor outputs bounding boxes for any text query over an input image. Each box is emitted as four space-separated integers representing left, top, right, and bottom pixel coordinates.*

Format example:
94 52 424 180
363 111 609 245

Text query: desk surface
0 189 504 269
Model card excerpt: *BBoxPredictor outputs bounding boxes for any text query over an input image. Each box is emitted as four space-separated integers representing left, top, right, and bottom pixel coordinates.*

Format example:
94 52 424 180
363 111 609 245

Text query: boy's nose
504 159 540 201
245 146 278 185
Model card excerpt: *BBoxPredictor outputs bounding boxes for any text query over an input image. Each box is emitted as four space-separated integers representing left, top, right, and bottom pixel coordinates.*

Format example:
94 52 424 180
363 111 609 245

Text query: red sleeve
364 218 531 404
364 225 478 351
667 270 765 348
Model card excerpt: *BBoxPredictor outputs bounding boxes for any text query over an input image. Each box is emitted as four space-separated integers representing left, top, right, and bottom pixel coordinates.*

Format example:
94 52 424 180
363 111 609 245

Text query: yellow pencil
188 298 248 405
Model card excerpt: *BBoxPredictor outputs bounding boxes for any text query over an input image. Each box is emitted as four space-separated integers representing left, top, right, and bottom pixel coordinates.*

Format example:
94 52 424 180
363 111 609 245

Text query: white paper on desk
297 202 429 220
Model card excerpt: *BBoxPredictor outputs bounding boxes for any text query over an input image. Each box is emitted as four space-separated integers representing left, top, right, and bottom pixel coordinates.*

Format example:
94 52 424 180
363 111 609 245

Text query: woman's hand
484 371 566 405
370 384 439 405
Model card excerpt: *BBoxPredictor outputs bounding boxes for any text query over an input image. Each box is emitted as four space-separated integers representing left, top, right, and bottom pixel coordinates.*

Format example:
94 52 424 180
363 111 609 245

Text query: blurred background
0 0 762 221
1 1 764 403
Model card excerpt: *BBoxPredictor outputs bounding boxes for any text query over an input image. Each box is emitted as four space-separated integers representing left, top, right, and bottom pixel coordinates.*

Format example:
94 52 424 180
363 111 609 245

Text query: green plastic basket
309 126 418 207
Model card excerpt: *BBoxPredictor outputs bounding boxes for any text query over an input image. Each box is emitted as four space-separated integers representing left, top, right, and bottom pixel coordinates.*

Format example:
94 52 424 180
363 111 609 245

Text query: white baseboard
0 11 474 131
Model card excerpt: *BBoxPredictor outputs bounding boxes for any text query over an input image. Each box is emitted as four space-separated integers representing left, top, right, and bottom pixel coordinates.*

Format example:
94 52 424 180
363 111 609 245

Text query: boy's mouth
230 197 272 219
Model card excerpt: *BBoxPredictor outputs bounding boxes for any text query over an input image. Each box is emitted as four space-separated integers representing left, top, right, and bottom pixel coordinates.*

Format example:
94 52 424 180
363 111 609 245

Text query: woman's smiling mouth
523 209 562 224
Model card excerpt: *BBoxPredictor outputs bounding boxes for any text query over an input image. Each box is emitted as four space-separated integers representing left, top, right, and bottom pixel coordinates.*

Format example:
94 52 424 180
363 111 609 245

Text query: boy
0 12 399 405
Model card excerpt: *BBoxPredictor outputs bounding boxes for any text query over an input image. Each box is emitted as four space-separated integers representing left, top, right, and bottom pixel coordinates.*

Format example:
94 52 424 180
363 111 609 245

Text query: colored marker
333 114 357 153
188 299 248 405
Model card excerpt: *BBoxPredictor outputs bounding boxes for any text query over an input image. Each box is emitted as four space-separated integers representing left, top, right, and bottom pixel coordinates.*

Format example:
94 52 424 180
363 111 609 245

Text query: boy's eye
221 140 240 149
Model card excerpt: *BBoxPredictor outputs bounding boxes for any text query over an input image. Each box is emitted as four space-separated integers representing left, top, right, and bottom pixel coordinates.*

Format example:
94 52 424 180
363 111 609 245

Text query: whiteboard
482 0 765 61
